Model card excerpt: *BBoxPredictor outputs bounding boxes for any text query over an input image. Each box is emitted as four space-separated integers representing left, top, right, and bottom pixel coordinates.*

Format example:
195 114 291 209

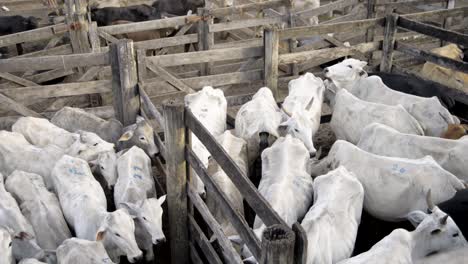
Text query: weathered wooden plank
0 92 44 118
100 16 197 35
187 186 244 264
397 16 468 47
209 0 285 17
134 34 198 50
164 102 189 264
210 16 285 33
147 46 263 67
188 214 224 264
264 27 279 99
185 109 286 227
0 52 109 72
260 224 295 264
110 40 139 126
1 80 112 100
279 17 384 39
395 41 468 73
146 60 195 93
380 14 399 72
280 41 380 64
187 149 262 259
0 72 38 87
0 23 67 47
297 0 359 19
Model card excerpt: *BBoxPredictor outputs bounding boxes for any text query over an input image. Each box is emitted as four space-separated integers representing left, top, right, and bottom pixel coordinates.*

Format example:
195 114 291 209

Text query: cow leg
16 43 24 55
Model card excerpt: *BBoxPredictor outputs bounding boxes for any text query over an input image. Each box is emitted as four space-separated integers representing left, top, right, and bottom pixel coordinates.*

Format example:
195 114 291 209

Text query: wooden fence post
380 13 399 72
264 26 280 100
261 224 295 264
163 102 189 264
109 40 139 126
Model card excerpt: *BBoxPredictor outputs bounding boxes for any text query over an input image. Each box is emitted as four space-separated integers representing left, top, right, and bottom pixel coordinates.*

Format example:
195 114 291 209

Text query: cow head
279 110 317 157
90 151 118 189
119 116 159 158
96 210 142 263
120 196 166 246
407 190 467 258
323 59 368 89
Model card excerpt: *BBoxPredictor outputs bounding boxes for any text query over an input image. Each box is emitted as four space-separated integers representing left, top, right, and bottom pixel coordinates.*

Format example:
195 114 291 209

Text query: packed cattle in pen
182 57 468 263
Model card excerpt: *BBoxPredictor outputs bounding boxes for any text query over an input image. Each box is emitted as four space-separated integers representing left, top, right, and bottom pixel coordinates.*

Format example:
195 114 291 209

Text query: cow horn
440 215 449 225
426 189 435 211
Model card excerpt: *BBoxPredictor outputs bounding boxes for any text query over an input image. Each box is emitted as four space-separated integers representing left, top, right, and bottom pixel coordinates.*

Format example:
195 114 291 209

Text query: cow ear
407 210 427 227
96 230 106 241
158 195 166 205
118 131 133 142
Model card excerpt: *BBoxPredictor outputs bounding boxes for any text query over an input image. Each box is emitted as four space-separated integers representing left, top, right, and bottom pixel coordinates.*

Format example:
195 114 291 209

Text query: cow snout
128 254 143 263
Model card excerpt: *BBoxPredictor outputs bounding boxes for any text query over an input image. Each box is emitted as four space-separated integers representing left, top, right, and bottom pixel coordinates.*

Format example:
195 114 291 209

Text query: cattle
0 227 14 264
310 140 465 221
185 86 227 196
442 124 468 139
206 130 248 237
51 155 142 263
0 16 39 55
0 173 45 261
18 260 47 264
324 58 459 137
56 238 115 264
91 5 160 26
114 146 166 261
328 88 424 144
5 170 72 261
117 116 159 159
301 166 364 264
421 44 467 91
235 87 282 166
254 135 314 239
12 116 115 162
52 107 123 143
337 193 466 264
154 0 205 17
281 72 325 155
357 123 468 182
368 71 457 110
0 131 66 189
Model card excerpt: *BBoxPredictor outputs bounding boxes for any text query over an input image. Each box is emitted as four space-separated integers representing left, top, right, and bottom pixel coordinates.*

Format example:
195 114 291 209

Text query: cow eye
347 65 353 68
431 229 442 235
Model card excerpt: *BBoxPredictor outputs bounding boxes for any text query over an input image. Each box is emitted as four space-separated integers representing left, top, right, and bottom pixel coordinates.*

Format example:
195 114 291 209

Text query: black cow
153 0 205 16
0 16 39 56
90 5 160 26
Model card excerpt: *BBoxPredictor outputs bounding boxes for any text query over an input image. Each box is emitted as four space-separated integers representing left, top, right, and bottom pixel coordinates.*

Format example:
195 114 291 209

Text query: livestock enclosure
0 0 466 263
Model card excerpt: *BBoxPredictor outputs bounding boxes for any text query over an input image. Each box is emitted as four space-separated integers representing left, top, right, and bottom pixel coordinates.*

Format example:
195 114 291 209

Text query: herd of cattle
184 58 468 264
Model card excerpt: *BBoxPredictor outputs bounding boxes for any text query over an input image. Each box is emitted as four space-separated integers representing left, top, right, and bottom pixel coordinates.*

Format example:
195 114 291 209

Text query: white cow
0 173 44 261
5 170 72 258
114 146 166 261
185 86 227 195
337 193 466 264
281 73 325 155
52 106 123 144
206 130 248 237
254 135 314 236
51 155 142 263
0 227 14 264
358 123 468 182
310 140 465 221
56 238 115 264
329 89 424 144
235 87 282 165
324 58 458 137
301 166 364 264
12 116 115 161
